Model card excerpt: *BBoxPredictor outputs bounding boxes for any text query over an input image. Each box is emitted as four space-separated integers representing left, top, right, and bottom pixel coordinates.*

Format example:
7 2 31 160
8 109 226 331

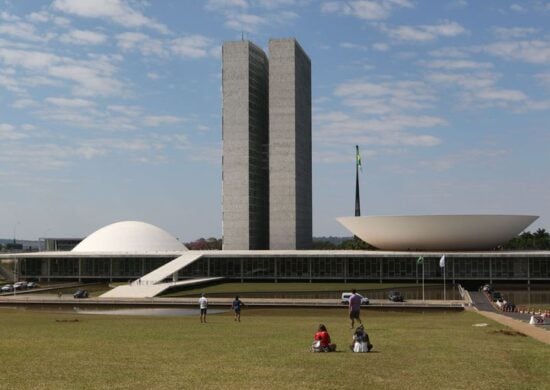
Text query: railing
458 284 473 306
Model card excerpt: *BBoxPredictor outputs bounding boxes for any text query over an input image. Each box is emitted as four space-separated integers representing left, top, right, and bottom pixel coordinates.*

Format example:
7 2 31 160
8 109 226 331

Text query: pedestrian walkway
469 291 550 345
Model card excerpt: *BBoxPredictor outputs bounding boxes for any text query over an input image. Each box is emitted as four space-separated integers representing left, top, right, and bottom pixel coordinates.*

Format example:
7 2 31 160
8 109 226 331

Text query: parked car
1 284 13 293
26 281 39 289
341 292 369 305
388 291 404 302
73 289 89 299
13 281 27 290
491 291 502 301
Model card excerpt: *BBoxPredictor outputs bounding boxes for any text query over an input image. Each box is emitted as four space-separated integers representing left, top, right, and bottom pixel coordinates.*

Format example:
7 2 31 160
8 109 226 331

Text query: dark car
491 291 502 301
73 289 89 299
388 291 404 302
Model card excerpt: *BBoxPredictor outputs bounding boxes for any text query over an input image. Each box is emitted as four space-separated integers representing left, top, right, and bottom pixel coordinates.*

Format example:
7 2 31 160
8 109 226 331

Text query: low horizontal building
1 220 549 285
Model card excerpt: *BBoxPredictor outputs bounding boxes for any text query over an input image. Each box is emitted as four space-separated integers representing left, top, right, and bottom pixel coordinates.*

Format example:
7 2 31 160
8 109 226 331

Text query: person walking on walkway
231 295 244 322
199 293 208 323
349 289 363 329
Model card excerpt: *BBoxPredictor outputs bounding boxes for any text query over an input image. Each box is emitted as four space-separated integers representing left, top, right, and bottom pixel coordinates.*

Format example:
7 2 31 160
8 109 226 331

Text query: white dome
337 215 538 251
72 221 187 253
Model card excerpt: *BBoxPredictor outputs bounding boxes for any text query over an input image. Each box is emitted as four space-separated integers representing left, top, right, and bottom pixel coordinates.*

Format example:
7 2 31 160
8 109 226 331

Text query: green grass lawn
0 308 548 389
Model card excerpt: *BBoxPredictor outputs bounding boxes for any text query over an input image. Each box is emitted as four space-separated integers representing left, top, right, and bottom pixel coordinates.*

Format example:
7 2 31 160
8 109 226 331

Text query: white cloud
383 20 466 42
372 42 390 51
147 72 160 80
491 27 538 39
0 123 25 141
420 148 509 172
340 42 368 50
205 0 249 11
12 99 38 109
45 97 96 108
429 47 469 58
171 35 216 58
535 73 550 87
224 13 267 32
483 40 550 65
116 32 166 57
321 0 413 21
59 29 107 45
0 46 126 97
427 72 497 90
420 59 493 70
314 78 445 154
0 123 27 140
510 4 526 13
26 11 71 27
0 21 52 42
427 71 529 108
142 115 183 127
1 12 20 22
52 0 169 34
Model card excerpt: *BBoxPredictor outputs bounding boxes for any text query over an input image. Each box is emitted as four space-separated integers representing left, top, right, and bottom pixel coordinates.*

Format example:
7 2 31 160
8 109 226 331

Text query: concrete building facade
222 38 312 250
268 38 312 250
222 41 270 250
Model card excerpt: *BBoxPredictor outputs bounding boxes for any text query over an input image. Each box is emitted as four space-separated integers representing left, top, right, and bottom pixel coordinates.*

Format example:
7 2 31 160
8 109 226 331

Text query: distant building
41 238 83 252
222 38 312 250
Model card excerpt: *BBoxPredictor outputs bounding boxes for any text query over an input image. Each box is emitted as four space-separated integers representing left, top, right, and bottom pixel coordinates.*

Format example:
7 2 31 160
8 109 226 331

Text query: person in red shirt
313 324 336 352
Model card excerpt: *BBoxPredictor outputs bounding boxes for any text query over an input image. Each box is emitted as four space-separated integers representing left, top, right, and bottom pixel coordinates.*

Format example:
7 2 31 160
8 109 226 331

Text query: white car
1 284 13 292
13 281 27 290
341 292 369 305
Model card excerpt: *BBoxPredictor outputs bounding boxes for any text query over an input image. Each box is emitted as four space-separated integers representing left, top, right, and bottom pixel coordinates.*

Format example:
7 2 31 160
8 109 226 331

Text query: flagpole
355 145 360 217
443 264 446 302
422 259 430 302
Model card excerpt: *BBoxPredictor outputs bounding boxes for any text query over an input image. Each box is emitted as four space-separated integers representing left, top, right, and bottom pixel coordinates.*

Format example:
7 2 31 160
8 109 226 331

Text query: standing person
199 293 208 323
231 295 244 322
348 289 363 329
312 324 336 352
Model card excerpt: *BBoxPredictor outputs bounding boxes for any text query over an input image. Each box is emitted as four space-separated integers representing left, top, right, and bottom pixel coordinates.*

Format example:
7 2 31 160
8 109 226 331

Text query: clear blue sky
1 0 548 241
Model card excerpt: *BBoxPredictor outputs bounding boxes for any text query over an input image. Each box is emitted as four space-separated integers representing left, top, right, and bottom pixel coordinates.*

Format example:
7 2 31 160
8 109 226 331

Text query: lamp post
13 258 18 296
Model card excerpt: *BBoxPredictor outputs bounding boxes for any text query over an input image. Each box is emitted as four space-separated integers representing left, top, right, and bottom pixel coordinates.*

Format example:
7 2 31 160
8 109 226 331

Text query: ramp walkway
468 289 550 345
100 252 209 298
100 277 223 298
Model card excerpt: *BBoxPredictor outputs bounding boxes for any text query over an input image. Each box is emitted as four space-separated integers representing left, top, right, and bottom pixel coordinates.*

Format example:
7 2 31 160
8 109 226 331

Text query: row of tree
500 228 550 250
184 229 550 251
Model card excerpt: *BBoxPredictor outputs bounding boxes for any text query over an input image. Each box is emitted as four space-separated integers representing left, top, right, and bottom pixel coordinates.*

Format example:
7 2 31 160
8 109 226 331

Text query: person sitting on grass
312 324 336 352
350 324 373 353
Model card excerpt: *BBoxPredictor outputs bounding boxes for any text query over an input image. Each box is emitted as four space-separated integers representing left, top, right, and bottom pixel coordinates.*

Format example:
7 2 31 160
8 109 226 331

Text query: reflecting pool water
76 308 227 316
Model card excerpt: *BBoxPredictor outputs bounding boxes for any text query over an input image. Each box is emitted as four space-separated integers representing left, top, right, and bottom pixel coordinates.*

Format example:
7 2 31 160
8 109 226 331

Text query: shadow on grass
491 329 527 337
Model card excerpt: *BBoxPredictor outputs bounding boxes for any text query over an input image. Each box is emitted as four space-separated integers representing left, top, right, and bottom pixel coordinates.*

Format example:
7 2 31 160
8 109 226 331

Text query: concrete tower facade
268 38 312 249
222 41 269 250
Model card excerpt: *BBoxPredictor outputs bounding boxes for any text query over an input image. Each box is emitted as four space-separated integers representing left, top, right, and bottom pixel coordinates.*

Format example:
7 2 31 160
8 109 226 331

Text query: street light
13 258 18 296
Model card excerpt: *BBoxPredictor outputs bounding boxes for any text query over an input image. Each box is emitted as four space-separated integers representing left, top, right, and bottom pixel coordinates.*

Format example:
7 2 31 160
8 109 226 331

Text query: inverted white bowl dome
337 215 538 251
72 221 187 253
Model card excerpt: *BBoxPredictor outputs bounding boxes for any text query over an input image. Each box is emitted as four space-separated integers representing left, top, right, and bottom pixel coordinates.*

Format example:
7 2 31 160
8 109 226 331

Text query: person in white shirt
199 293 208 323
